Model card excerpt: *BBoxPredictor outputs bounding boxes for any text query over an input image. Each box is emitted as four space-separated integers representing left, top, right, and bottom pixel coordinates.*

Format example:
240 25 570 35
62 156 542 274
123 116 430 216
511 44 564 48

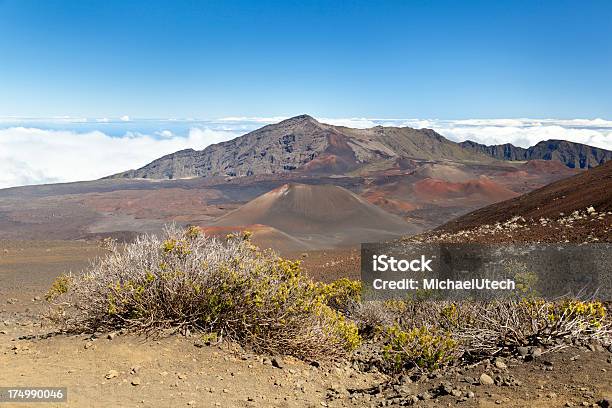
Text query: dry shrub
47 225 360 360
448 299 610 356
352 298 610 373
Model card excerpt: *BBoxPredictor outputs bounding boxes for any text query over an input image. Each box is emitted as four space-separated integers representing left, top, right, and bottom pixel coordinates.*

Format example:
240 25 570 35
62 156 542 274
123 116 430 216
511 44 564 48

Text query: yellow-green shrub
318 277 362 312
45 274 72 301
46 225 360 360
382 324 458 371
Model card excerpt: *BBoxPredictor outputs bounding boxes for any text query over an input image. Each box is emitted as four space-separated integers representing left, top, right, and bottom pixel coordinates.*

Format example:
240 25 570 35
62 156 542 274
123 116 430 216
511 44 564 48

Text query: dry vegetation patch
46 226 611 377
46 226 360 360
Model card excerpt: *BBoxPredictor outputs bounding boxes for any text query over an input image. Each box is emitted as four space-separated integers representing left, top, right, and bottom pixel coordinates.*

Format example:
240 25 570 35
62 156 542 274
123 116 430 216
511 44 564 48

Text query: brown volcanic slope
409 161 612 243
214 183 418 248
440 160 612 231
109 115 494 180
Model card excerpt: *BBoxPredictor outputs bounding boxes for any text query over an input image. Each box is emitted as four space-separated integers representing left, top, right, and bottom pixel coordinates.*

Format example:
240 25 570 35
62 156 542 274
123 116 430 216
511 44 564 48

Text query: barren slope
403 161 612 244
214 183 418 247
440 160 612 232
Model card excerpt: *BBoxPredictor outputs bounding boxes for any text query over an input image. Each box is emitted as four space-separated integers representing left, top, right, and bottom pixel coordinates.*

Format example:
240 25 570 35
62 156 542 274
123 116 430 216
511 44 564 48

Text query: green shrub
382 324 458 371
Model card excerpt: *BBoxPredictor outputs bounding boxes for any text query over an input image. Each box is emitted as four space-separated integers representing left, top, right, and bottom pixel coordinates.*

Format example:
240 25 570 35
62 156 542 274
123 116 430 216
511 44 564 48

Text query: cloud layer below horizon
0 117 610 189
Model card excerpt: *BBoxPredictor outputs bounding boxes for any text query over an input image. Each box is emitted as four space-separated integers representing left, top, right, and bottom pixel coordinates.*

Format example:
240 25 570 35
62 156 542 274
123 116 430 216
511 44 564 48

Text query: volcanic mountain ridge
459 139 611 169
109 115 612 180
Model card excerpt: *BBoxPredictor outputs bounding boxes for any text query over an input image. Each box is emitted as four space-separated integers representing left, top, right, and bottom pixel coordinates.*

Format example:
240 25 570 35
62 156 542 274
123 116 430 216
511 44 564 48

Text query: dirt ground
1 240 612 407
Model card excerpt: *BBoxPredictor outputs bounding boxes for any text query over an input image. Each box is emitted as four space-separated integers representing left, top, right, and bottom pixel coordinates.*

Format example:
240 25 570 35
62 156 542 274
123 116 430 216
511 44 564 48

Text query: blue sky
1 0 611 119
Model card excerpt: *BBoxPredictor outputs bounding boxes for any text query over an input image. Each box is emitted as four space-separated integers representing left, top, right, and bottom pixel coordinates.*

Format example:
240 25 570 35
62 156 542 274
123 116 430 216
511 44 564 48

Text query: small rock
494 358 508 369
419 391 432 400
480 373 494 385
105 370 119 379
107 332 116 340
588 343 606 353
466 391 475 398
131 377 141 386
187 401 196 406
598 397 611 408
272 357 285 369
517 347 530 357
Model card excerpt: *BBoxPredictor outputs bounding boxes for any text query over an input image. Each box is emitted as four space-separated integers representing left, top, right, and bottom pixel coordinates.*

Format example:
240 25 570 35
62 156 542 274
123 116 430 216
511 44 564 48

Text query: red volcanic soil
438 160 612 235
301 133 359 174
362 191 418 214
301 155 343 174
412 177 519 201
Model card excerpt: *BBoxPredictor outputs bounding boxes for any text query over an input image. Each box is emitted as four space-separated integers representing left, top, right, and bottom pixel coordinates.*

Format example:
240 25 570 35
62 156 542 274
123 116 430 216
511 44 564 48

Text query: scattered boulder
517 347 530 357
494 358 508 369
272 357 285 369
598 397 611 408
105 370 119 379
480 373 494 385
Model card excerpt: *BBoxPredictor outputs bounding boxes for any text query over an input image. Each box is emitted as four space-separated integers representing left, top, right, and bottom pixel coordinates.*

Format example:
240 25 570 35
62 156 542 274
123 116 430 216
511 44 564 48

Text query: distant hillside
107 115 493 180
459 139 611 169
437 160 612 235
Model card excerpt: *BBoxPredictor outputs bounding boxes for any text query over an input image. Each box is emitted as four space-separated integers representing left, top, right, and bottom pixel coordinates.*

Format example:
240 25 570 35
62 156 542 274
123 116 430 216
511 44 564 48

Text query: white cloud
0 127 237 189
436 124 612 150
0 116 610 189
156 130 174 138
120 115 131 122
308 117 612 150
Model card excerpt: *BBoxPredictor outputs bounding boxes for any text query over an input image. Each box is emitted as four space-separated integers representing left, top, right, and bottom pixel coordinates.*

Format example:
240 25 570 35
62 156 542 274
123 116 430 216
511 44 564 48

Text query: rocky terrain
459 139 612 168
1 238 612 407
429 159 612 242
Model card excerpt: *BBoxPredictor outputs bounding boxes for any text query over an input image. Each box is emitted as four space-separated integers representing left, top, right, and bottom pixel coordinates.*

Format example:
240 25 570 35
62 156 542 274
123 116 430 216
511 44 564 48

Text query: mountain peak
278 114 320 126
